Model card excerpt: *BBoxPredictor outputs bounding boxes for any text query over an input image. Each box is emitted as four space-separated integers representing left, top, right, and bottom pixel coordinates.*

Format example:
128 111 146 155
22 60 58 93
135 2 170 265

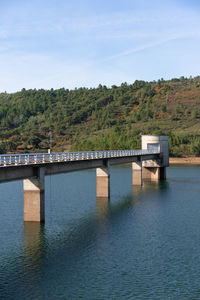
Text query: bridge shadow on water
0 179 170 299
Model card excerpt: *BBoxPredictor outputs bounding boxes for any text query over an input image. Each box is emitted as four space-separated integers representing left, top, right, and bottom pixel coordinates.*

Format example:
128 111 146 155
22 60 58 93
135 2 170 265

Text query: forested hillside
1 76 200 156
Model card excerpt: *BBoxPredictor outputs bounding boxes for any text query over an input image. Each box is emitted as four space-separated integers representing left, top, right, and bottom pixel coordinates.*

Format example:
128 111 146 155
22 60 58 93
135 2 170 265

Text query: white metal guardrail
0 149 160 167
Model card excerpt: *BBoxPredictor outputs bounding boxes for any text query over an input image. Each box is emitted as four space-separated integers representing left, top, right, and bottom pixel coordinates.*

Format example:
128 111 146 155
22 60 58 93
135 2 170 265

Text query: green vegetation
1 76 200 156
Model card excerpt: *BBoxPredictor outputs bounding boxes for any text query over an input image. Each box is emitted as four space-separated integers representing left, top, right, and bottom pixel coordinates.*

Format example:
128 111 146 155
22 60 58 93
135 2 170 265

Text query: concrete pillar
24 168 45 222
132 161 143 186
143 166 166 181
96 166 110 198
142 167 161 181
142 167 152 180
148 167 160 181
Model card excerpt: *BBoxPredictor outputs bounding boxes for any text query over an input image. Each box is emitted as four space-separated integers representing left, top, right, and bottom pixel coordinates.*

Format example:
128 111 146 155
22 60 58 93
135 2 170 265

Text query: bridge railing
0 149 160 167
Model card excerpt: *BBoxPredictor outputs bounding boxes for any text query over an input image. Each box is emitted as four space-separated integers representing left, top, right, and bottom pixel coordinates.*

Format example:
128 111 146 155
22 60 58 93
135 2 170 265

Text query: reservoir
0 165 200 299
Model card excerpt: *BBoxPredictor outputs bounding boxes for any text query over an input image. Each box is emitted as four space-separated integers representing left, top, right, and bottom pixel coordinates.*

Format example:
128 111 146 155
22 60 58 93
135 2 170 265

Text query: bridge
0 135 169 223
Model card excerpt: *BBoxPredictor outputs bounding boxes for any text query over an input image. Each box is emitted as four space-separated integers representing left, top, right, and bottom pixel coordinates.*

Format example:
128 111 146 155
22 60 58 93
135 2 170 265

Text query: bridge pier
23 168 45 222
96 165 110 198
132 161 143 185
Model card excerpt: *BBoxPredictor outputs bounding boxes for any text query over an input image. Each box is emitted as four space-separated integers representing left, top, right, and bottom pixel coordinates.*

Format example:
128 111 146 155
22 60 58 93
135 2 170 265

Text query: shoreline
169 157 200 165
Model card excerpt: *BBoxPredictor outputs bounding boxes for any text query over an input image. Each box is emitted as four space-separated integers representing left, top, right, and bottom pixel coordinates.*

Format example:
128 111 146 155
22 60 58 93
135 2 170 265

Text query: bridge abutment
24 168 45 222
96 165 110 198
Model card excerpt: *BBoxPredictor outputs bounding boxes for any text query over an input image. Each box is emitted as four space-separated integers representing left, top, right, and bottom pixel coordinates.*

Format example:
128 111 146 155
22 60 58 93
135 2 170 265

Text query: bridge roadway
0 149 161 183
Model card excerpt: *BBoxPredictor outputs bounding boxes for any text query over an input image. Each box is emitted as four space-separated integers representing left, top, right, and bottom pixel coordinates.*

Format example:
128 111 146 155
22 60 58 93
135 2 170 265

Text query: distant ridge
1 76 200 157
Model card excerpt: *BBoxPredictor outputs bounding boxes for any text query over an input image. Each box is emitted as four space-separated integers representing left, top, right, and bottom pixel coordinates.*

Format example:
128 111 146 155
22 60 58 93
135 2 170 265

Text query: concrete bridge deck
0 149 160 183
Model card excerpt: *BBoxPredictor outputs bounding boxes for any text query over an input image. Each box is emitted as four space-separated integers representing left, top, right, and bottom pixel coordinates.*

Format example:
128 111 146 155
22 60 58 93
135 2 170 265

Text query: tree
191 110 197 119
161 104 167 112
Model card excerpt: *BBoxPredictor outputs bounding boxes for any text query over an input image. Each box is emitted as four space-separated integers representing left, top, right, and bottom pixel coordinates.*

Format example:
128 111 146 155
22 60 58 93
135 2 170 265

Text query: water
0 165 200 299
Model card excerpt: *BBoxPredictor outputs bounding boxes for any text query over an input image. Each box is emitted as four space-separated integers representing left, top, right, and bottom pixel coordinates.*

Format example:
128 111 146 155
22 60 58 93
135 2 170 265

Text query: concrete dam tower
132 135 169 185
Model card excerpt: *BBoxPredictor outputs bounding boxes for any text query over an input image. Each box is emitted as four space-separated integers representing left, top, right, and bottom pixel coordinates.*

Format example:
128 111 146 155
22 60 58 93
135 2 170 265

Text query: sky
1 0 200 92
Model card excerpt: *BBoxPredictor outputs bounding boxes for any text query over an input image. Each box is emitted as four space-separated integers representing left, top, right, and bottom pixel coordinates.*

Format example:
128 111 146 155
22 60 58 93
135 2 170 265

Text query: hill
1 76 200 156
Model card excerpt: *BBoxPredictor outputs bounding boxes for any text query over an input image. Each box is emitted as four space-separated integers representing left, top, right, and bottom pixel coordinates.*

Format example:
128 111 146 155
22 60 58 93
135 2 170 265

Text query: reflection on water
132 185 143 197
1 165 200 299
23 222 44 265
24 222 44 250
96 197 110 220
22 223 45 300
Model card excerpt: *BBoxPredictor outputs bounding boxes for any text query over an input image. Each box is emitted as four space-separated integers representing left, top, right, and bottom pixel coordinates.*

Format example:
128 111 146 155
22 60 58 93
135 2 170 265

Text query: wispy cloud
104 32 199 61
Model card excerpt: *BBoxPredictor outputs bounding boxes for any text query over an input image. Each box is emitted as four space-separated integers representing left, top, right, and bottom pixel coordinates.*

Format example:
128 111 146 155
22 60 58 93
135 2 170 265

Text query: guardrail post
23 167 45 223
96 161 110 198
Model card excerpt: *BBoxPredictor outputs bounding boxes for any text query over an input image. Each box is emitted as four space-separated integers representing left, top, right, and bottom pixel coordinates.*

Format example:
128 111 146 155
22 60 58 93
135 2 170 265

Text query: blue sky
1 0 200 92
